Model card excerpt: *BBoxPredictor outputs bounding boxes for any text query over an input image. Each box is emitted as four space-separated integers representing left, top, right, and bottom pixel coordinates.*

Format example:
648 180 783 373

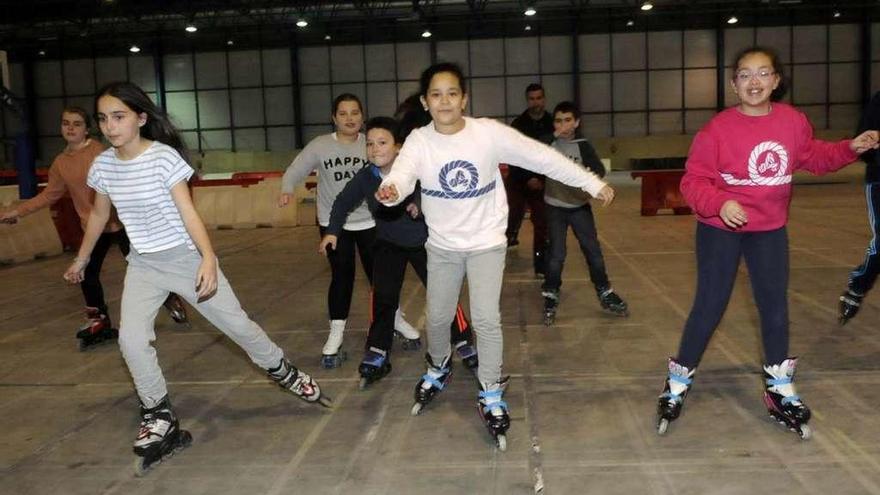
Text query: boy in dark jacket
839 91 880 325
320 117 475 388
541 102 629 324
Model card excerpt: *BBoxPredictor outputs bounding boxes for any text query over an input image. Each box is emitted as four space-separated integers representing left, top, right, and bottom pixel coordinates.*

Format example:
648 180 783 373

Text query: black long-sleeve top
327 164 428 248
857 92 880 184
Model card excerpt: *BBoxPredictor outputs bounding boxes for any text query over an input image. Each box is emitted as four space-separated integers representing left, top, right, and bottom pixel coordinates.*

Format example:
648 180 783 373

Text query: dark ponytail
95 81 189 163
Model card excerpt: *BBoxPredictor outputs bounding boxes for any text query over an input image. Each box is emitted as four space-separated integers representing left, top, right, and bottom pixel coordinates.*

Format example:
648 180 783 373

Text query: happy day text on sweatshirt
379 117 608 251
281 132 374 230
682 103 858 232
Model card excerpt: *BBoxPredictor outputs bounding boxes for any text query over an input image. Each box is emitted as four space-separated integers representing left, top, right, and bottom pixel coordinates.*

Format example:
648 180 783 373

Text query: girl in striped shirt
63 82 330 472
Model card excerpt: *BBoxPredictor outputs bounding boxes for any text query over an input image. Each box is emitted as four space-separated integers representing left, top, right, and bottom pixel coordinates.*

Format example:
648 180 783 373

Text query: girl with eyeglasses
655 46 879 439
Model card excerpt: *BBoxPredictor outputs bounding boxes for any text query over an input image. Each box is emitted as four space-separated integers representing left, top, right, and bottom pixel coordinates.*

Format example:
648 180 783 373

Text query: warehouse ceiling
0 0 877 60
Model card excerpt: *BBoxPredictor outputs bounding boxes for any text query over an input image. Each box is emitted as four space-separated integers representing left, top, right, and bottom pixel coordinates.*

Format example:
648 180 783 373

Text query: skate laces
764 359 801 406
136 411 172 444
661 360 694 404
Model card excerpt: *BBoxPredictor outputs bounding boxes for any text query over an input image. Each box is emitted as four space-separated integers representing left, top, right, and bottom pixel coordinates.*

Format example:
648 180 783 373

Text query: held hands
595 185 615 207
720 200 748 229
318 234 338 256
277 193 292 208
195 254 218 301
0 209 20 224
850 130 880 154
405 203 420 219
375 183 399 204
63 257 90 284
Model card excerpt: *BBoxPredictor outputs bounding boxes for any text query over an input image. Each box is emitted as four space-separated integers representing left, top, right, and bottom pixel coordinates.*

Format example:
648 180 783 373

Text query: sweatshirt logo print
422 160 497 199
720 141 791 186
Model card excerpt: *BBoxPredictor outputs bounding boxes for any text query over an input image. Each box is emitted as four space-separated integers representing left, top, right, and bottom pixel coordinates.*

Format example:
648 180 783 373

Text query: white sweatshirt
380 117 607 251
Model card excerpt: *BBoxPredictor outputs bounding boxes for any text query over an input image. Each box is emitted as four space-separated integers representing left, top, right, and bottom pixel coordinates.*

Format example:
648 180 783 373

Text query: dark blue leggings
677 223 789 369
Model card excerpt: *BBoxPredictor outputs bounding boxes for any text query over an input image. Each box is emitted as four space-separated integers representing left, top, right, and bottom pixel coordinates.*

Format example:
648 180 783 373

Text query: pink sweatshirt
681 103 858 232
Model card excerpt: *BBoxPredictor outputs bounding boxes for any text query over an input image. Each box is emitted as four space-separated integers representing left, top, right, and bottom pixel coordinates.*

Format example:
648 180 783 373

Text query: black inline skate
454 340 479 373
75 307 118 351
542 290 559 326
597 287 629 317
133 396 192 476
656 358 695 435
358 348 392 390
393 310 422 351
478 376 511 451
411 354 452 416
268 358 333 408
838 289 863 326
763 358 811 440
163 293 190 328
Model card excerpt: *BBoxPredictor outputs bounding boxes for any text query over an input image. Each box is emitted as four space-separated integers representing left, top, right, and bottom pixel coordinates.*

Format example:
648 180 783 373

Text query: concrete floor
2 173 880 495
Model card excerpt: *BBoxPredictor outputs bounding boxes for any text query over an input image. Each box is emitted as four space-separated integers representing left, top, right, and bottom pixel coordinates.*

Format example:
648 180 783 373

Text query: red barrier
630 170 692 216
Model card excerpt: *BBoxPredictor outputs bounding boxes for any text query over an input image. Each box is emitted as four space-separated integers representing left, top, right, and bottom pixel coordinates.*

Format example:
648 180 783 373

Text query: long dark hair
394 93 430 141
95 81 189 163
732 46 788 102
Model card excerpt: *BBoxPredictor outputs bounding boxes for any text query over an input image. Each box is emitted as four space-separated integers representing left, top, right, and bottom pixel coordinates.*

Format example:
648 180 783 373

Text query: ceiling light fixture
421 29 432 38
129 45 141 53
640 2 653 11
296 18 308 28
185 24 197 33
524 6 536 16
727 15 738 24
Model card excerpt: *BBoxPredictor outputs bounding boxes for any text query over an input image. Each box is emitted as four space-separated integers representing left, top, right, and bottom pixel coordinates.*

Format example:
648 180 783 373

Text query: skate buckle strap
669 374 692 386
423 374 446 390
659 391 683 404
766 377 792 386
781 395 801 405
364 352 386 366
482 400 509 414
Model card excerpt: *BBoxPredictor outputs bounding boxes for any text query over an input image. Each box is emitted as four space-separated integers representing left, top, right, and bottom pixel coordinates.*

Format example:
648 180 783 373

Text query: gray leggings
120 245 283 408
426 243 506 385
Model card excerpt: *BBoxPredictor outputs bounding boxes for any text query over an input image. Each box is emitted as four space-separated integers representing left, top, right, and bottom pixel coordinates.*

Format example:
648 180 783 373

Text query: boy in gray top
542 102 629 325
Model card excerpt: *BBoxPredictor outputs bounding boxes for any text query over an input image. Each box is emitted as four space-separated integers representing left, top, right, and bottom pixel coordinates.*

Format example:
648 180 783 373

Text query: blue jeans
542 203 610 293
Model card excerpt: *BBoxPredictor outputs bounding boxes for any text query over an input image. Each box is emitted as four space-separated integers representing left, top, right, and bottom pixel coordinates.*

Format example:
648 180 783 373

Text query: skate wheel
358 377 369 390
411 402 424 416
496 434 507 451
78 339 88 352
317 395 334 409
657 418 669 436
134 456 150 477
798 424 812 440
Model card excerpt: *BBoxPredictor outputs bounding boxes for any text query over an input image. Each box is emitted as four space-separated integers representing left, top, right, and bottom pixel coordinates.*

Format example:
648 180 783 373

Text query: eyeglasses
735 69 776 82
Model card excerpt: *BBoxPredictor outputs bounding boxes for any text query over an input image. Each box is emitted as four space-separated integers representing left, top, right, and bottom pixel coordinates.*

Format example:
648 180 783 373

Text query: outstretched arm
63 192 111 283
